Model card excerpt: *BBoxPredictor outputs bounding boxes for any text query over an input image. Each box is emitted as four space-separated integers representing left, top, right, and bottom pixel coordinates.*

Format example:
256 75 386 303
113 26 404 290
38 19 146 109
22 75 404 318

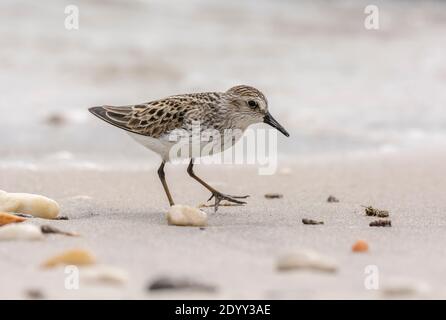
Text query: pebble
0 212 26 226
327 195 340 203
42 249 96 268
25 289 45 300
45 113 66 126
0 190 60 219
40 225 79 237
277 250 338 273
264 193 283 199
302 218 324 225
369 219 391 227
82 265 128 285
148 276 216 292
0 223 44 241
167 205 207 227
352 240 369 252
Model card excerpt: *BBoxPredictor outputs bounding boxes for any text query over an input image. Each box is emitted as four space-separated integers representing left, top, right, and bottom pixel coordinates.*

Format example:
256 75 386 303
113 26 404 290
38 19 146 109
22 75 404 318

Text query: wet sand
1 149 446 299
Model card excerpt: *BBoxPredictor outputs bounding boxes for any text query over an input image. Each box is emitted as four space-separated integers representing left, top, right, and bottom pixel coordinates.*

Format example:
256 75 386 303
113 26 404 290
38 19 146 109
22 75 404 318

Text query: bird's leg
187 159 249 212
158 161 174 206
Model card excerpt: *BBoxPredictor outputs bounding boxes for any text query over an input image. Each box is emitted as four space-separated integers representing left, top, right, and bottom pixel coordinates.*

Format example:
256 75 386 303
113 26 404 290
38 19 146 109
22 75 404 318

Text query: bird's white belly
127 129 244 161
127 132 173 160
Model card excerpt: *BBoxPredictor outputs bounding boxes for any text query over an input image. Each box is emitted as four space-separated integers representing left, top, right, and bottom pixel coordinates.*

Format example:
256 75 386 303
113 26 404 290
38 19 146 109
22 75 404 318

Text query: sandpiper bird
89 85 289 211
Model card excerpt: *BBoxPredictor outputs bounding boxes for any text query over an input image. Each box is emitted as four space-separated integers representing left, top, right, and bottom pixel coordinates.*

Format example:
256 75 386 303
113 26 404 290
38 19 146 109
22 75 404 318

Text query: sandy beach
1 149 445 299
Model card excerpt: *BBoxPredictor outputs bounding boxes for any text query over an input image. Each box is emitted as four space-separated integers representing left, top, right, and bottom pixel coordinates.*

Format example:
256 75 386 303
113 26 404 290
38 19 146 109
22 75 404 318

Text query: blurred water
1 0 446 168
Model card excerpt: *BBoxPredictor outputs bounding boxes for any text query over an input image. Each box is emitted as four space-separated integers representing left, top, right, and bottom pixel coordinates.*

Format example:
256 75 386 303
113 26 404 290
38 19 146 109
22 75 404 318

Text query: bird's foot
207 192 249 212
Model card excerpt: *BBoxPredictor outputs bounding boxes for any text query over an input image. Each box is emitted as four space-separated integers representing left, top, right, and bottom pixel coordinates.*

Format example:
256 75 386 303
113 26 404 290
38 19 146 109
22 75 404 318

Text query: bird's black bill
264 112 290 137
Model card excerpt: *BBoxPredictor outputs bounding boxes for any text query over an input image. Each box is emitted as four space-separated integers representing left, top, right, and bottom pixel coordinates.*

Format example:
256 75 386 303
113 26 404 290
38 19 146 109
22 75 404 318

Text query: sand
1 149 446 299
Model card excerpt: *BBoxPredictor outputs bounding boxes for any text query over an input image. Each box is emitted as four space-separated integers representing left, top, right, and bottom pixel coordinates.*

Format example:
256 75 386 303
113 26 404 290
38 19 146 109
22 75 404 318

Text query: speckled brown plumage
89 85 268 138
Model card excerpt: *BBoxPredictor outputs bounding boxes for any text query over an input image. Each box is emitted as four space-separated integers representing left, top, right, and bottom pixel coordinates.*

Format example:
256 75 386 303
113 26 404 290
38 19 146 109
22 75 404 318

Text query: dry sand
1 150 446 299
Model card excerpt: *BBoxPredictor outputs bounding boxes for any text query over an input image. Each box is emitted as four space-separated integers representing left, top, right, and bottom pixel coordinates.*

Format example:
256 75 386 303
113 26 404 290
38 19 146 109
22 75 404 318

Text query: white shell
276 250 338 273
167 205 208 227
0 223 44 241
0 190 59 219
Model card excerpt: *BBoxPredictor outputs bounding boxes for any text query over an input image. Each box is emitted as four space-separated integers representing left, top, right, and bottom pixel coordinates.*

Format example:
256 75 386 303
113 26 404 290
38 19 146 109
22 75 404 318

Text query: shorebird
89 85 289 211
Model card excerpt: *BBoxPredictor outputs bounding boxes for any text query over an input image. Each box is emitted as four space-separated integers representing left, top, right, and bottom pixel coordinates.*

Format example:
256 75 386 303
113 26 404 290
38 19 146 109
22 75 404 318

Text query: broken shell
0 190 59 219
352 240 369 252
369 219 392 227
42 249 96 268
0 212 26 226
82 265 128 285
302 218 324 225
264 193 283 199
167 205 207 227
0 223 44 241
277 250 338 273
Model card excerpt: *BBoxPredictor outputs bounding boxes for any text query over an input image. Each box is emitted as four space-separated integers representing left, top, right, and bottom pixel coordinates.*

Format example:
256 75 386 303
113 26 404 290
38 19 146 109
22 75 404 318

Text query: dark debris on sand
302 218 324 225
369 219 392 227
327 195 340 203
147 276 216 292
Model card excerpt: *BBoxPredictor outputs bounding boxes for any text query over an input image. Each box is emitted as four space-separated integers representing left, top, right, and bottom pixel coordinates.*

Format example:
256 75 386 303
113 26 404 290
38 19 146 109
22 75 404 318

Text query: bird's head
225 85 289 137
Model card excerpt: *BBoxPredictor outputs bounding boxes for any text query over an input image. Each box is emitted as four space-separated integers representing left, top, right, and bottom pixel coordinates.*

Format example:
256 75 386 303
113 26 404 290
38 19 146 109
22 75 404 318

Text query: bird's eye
248 100 258 108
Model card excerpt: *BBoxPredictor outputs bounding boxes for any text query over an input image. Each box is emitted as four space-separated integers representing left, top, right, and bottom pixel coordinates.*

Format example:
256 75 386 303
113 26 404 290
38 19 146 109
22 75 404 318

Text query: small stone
0 212 26 226
167 205 207 227
45 113 66 126
264 193 283 199
0 224 44 241
41 225 79 237
352 240 369 252
25 289 45 300
302 218 324 225
327 195 339 203
369 219 391 227
277 250 338 273
147 276 216 292
82 265 128 285
42 249 96 268
0 190 60 219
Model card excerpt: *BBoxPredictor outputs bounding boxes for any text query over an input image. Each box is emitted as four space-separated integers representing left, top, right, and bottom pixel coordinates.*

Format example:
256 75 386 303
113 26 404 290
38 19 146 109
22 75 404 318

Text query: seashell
0 223 44 241
42 249 96 268
352 240 369 252
0 190 59 219
167 205 207 227
0 212 26 226
82 265 128 285
277 250 338 273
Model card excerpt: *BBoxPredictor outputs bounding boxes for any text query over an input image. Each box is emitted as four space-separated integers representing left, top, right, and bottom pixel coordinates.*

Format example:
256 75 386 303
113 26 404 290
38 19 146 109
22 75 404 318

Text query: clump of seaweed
369 219 392 227
362 206 389 218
